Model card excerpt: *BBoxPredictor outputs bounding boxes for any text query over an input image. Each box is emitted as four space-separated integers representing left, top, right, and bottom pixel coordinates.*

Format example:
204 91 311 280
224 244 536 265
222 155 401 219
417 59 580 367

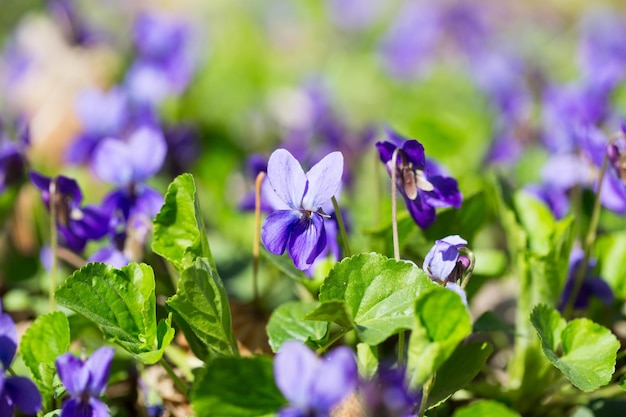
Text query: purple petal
423 239 460 281
58 226 88 253
125 62 172 106
84 347 114 396
274 340 319 408
311 346 357 411
56 353 89 396
0 312 17 369
29 171 51 196
302 151 343 210
89 247 129 268
401 140 426 169
375 141 397 164
60 398 83 417
262 210 301 256
600 172 626 213
131 185 165 220
267 149 307 209
89 397 110 417
288 214 327 270
422 176 462 209
56 176 84 207
542 154 593 190
75 87 127 137
92 139 133 186
5 376 42 414
278 407 308 417
584 278 614 306
70 205 109 240
0 391 11 417
127 126 166 182
404 194 436 229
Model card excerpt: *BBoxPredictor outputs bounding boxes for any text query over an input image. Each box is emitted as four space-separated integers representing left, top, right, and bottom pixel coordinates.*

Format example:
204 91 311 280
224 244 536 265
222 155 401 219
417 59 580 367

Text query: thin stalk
331 195 351 257
390 148 406 366
390 148 401 261
316 328 351 354
253 172 265 302
459 247 475 290
563 144 611 319
160 357 188 398
55 247 87 269
49 180 58 311
418 373 436 417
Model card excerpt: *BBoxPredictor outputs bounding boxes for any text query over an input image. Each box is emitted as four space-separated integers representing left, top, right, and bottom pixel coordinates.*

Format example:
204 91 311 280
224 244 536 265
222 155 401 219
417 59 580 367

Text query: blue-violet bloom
261 149 343 270
56 347 114 417
558 248 613 311
376 130 462 229
0 301 42 416
274 340 358 417
423 235 470 305
30 172 108 252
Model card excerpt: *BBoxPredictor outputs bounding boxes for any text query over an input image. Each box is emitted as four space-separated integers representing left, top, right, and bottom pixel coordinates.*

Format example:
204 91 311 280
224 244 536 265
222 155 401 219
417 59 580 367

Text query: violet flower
30 172 108 253
274 340 358 417
56 347 114 417
423 235 470 305
376 130 462 229
361 366 421 417
0 301 42 416
92 125 165 222
67 87 128 164
558 248 613 311
0 120 28 194
261 149 343 270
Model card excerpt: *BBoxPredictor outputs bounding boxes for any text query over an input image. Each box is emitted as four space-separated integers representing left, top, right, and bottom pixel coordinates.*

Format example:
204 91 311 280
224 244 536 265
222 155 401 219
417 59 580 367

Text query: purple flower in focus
0 301 42 416
558 248 613 311
274 340 358 417
423 235 470 305
30 172 108 252
261 149 343 270
376 130 462 229
56 347 114 417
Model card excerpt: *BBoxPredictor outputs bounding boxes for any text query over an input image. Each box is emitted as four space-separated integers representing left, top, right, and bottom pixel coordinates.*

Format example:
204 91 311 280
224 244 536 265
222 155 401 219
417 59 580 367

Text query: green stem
390 148 401 261
160 357 188 398
49 180 58 311
253 172 265 302
331 196 351 257
418 373 436 416
397 331 406 368
316 328 351 354
563 142 611 319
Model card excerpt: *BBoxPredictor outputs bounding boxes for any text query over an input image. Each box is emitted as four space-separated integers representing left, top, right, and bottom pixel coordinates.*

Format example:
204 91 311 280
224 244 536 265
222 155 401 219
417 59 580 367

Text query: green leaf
473 311 515 334
423 192 487 243
595 232 626 299
407 288 472 387
55 262 175 364
266 301 328 352
20 312 69 403
191 356 286 417
307 253 436 345
451 400 521 417
428 342 493 407
152 173 215 272
531 304 619 392
167 257 238 361
357 343 379 379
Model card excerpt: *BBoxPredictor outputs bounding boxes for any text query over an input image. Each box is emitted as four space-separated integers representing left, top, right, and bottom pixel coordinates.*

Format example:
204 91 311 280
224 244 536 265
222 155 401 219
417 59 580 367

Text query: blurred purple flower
56 347 114 417
558 248 613 311
261 149 343 270
274 340 357 417
376 130 462 229
361 366 420 417
47 0 101 46
524 184 570 220
68 87 129 164
30 172 108 253
0 120 28 194
324 0 384 31
162 124 202 177
0 301 42 416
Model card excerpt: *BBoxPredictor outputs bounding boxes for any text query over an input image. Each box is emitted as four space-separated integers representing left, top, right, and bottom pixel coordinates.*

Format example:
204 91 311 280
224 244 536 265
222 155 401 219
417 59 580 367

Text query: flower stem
316 327 351 354
418 373 436 417
160 357 188 398
253 171 265 302
563 138 612 319
49 180 59 311
390 148 401 261
331 196 351 257
390 148 406 366
459 247 475 290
